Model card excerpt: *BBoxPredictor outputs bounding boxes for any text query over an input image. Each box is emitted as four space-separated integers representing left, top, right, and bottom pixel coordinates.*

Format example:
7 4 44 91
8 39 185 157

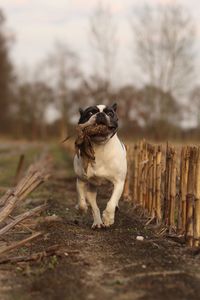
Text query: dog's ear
111 103 117 112
79 108 84 116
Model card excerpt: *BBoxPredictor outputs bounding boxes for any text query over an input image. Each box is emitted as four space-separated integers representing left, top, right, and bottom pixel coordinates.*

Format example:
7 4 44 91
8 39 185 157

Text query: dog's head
78 103 118 143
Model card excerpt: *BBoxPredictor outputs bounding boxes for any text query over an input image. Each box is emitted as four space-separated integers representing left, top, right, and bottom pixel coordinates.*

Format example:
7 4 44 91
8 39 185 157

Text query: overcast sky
0 0 200 85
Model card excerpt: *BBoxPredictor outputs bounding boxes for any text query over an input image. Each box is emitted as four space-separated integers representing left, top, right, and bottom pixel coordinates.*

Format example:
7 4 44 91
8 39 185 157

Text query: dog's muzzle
96 112 107 126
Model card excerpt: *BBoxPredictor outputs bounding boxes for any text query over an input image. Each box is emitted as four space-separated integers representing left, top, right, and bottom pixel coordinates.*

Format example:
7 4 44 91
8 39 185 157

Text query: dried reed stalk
142 143 148 210
0 155 52 225
155 146 162 223
178 147 184 232
14 154 25 185
183 147 190 232
185 147 196 247
178 147 189 233
193 147 200 247
123 145 132 201
168 147 176 231
164 143 171 225
132 145 139 204
147 145 154 215
138 141 144 206
0 204 48 236
150 146 157 218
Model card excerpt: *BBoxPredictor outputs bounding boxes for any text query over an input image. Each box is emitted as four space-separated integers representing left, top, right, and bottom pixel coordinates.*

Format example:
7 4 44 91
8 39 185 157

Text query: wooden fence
123 140 200 247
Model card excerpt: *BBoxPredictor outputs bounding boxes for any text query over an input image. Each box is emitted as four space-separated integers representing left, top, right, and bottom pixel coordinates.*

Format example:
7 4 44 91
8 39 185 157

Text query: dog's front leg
86 184 104 229
102 181 124 227
76 179 88 213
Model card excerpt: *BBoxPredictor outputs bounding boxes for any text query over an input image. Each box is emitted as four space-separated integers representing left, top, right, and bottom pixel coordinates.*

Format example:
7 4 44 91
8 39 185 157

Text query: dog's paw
75 203 88 214
91 221 105 229
102 210 114 227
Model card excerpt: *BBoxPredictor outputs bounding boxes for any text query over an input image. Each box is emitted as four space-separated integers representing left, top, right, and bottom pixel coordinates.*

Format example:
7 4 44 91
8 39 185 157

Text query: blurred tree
115 84 180 136
0 9 15 131
189 86 200 128
131 5 195 96
45 42 81 139
138 85 180 127
15 81 54 139
88 3 117 103
116 85 140 127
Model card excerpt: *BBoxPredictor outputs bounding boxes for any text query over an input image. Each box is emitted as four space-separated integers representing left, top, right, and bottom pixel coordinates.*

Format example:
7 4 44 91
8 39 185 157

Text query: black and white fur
74 104 127 228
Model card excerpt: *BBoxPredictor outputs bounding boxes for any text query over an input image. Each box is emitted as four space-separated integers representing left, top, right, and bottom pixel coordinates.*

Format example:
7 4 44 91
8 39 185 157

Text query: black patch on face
78 106 100 124
103 106 118 129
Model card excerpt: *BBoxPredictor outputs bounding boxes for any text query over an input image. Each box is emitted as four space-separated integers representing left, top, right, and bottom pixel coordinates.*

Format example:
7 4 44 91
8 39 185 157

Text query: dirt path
1 145 200 300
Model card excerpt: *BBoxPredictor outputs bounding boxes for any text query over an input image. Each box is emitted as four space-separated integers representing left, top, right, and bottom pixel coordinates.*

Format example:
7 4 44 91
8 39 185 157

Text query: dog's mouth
90 124 118 142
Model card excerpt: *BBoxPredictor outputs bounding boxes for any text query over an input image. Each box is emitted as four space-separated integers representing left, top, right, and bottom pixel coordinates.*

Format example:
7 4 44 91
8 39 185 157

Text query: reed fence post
147 145 154 216
155 146 162 223
150 146 157 219
138 141 144 206
178 147 189 233
193 147 200 247
168 147 176 232
123 145 131 201
164 143 170 225
142 143 148 210
185 147 196 247
132 145 138 205
178 147 184 232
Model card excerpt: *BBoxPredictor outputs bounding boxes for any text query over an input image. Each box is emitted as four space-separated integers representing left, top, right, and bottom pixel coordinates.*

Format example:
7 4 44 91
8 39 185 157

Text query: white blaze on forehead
97 105 106 112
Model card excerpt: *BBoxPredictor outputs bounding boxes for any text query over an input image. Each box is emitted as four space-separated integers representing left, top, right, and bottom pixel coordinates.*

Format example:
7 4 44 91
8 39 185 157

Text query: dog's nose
96 112 107 125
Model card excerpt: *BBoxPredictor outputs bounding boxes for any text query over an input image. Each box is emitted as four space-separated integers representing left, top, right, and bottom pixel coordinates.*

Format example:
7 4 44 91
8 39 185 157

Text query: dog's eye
88 111 94 116
107 111 114 117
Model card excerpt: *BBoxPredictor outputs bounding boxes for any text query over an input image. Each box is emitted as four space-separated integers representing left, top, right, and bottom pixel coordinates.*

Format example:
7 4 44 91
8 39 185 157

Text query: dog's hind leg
76 179 88 213
102 180 124 227
86 184 104 229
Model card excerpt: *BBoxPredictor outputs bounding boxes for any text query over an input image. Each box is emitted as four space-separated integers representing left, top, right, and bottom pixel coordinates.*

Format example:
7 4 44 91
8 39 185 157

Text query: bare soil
1 144 200 300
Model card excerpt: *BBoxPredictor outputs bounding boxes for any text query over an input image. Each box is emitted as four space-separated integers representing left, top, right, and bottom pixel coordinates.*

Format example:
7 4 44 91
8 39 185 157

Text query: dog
73 103 127 228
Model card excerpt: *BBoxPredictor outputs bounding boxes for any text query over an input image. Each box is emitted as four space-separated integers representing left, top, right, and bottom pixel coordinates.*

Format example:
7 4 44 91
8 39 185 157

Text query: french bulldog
74 103 127 228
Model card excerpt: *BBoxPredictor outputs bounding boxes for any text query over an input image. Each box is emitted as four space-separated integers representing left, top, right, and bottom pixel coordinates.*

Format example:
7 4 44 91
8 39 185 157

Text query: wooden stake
181 147 190 232
155 146 162 223
138 141 144 206
185 147 196 247
123 145 131 201
147 145 154 215
142 143 148 210
151 146 157 218
133 145 138 204
178 147 184 232
164 142 171 225
168 147 176 231
194 147 200 247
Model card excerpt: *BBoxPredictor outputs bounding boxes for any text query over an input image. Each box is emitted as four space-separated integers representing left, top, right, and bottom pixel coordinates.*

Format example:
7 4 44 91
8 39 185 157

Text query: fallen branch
135 270 185 279
0 246 80 264
0 155 52 225
0 244 62 264
0 204 48 236
0 232 42 256
14 154 25 185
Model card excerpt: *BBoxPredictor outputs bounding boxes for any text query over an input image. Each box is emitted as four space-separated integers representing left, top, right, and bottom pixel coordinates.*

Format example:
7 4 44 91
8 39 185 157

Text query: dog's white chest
74 134 127 185
86 158 109 184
